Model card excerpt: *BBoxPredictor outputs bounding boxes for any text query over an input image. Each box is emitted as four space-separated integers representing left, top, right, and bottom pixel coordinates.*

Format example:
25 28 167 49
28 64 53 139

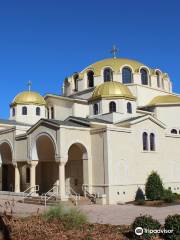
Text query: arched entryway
32 134 59 194
0 142 14 191
65 143 88 195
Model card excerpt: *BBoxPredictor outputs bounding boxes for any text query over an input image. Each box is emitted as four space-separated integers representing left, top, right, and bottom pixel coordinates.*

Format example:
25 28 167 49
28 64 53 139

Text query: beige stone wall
105 118 180 204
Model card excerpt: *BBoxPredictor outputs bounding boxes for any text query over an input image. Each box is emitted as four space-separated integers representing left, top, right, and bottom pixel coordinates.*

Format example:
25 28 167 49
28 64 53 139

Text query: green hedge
132 215 161 239
164 214 180 240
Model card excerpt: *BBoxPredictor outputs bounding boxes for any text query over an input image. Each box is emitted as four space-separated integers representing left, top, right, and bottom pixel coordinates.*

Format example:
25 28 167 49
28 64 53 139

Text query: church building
0 52 180 204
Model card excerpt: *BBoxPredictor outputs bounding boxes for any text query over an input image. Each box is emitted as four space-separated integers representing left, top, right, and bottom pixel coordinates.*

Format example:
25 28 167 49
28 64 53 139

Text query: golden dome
148 95 180 106
79 58 152 78
11 91 46 106
90 81 136 101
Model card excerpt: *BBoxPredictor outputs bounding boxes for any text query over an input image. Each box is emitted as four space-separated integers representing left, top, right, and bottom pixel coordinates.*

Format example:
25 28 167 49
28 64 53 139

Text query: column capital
27 160 38 167
12 162 18 168
56 155 68 165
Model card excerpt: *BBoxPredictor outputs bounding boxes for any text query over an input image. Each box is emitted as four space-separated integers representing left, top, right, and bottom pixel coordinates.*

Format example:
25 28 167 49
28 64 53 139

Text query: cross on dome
110 45 119 59
28 80 32 92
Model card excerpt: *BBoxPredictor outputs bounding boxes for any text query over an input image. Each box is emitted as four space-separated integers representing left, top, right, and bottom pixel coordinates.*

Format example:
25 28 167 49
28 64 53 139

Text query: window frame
122 67 133 84
93 103 99 115
140 68 148 85
103 67 113 82
22 106 27 115
109 101 116 113
142 132 148 151
87 70 94 88
36 107 41 116
127 102 132 114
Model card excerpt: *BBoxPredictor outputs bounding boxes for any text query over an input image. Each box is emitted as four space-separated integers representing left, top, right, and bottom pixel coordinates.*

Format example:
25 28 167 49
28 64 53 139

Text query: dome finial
28 80 32 92
110 45 119 59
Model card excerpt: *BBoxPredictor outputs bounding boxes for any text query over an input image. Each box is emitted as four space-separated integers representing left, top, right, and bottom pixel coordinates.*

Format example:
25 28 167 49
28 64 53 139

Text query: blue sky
0 0 180 118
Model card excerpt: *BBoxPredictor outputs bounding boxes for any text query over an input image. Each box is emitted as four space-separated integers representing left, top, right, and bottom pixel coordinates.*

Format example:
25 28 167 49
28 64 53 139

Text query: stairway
18 196 60 206
19 195 94 206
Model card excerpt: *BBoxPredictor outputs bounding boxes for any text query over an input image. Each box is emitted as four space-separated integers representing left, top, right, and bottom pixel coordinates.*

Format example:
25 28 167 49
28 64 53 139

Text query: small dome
148 95 180 106
11 91 46 106
90 81 136 101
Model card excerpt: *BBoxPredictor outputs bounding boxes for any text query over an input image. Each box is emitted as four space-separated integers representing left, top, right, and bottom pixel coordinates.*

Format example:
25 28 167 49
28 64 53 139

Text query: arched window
93 103 98 115
26 167 30 183
140 68 148 85
156 71 160 88
143 132 148 151
51 107 54 119
22 106 27 115
36 107 41 116
122 67 132 84
73 74 78 91
171 129 177 134
150 133 155 151
103 68 113 82
127 102 132 114
87 71 94 88
109 101 116 113
12 108 15 117
47 108 50 119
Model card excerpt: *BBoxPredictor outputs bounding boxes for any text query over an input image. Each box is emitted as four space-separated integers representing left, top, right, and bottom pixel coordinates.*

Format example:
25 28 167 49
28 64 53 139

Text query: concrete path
79 204 180 225
0 195 180 225
0 195 45 217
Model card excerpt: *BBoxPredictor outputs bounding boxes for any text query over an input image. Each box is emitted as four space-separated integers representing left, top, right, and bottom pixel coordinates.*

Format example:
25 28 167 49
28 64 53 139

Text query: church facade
0 56 180 204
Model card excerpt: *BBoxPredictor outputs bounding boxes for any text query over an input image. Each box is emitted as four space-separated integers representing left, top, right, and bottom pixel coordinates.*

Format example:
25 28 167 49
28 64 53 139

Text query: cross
110 45 119 59
28 80 32 91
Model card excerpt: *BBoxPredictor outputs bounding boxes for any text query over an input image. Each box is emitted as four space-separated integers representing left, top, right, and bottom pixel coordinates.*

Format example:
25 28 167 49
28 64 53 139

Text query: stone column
0 162 2 191
30 161 38 188
59 161 66 200
14 163 20 193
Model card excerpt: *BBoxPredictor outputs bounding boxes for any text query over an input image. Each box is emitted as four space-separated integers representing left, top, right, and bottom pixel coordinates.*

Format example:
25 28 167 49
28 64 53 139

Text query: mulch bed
1 214 131 240
128 199 180 207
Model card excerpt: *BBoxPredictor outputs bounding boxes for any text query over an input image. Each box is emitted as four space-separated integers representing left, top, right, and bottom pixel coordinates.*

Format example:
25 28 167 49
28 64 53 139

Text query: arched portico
65 143 88 195
0 142 15 191
31 134 59 194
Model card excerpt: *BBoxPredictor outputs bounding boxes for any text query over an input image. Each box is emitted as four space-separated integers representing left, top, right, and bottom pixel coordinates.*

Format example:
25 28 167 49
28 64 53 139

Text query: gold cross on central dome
28 80 32 92
110 45 119 59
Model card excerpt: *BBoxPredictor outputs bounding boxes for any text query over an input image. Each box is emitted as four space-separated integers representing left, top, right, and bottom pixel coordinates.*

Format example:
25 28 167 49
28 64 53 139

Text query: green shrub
145 171 164 200
164 214 180 240
43 204 87 229
132 215 161 239
162 189 177 203
173 193 180 199
135 188 145 205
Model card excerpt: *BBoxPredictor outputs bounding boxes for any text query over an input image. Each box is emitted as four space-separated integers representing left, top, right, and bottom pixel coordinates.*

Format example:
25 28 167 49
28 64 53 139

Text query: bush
145 171 164 200
162 189 177 203
135 188 145 205
132 215 161 239
43 204 87 229
164 214 180 240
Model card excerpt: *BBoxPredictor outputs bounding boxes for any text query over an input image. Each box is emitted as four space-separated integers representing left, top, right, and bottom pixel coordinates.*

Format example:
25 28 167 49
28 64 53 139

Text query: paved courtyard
79 204 180 225
0 195 180 225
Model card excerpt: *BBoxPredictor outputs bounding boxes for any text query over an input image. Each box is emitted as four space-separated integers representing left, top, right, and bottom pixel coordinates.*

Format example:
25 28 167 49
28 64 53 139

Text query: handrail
23 185 39 202
69 187 80 206
82 185 96 204
41 186 58 207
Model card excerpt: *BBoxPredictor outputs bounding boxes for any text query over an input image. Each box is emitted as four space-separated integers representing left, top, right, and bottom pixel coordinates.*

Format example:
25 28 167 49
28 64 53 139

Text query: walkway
0 195 180 225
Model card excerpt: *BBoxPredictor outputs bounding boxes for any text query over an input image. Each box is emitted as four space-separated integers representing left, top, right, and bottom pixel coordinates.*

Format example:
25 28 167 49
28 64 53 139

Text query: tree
145 171 164 200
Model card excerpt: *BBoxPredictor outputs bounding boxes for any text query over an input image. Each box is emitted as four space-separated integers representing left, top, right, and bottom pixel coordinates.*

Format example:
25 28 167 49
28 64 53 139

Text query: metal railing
68 187 80 206
82 185 96 204
41 186 58 207
23 185 39 202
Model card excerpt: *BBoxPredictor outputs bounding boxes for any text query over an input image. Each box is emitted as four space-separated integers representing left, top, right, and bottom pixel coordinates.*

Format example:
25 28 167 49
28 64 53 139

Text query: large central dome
81 58 150 76
90 81 136 101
